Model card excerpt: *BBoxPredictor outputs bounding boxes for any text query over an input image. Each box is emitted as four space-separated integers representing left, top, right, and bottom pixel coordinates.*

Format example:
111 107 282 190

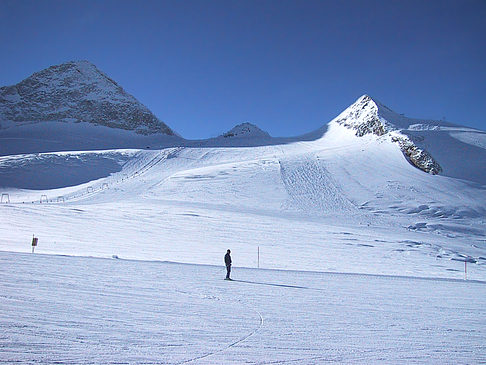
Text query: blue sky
1 0 485 138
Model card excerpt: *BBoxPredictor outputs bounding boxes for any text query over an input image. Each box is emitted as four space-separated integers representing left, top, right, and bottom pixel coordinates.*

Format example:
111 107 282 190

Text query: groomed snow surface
1 251 485 364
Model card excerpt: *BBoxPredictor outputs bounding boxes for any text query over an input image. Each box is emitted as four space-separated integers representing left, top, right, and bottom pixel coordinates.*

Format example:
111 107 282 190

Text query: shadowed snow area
0 151 131 189
0 121 182 156
0 252 484 364
404 127 486 184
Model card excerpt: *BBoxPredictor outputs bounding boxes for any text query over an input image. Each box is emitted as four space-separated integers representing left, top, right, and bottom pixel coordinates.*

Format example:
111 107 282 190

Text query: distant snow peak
0 60 175 136
335 94 389 137
222 122 270 138
336 95 442 175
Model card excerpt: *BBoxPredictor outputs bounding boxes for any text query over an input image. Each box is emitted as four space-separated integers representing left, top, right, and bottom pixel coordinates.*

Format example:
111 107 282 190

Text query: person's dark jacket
225 253 232 266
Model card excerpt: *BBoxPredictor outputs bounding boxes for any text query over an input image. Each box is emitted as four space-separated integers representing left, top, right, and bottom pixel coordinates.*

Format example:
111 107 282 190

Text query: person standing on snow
225 249 232 280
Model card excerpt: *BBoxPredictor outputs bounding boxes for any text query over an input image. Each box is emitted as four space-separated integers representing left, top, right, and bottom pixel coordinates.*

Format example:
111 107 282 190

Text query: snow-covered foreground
0 251 485 364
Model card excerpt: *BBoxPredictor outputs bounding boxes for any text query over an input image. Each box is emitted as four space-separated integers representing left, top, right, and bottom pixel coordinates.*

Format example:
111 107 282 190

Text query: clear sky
1 0 485 138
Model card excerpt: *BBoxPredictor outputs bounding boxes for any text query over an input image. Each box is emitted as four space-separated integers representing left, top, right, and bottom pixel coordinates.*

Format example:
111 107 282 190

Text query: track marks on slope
122 147 184 178
58 148 185 203
175 289 264 365
279 157 357 214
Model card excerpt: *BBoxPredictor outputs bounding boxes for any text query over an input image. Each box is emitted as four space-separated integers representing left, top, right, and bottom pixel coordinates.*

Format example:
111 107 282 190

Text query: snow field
0 128 485 280
0 251 485 364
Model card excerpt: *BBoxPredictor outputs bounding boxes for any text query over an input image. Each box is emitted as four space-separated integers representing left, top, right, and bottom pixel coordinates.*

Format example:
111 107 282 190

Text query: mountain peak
333 94 388 137
354 94 393 111
355 94 373 103
334 94 423 135
222 122 270 139
332 95 442 175
27 60 113 88
0 60 175 135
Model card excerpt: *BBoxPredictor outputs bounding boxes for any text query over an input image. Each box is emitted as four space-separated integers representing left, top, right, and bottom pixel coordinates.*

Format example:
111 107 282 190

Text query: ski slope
0 95 485 279
1 115 485 280
1 251 485 364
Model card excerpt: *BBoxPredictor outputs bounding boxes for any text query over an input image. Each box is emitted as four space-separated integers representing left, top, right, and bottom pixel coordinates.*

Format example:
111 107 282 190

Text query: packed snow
1 251 485 364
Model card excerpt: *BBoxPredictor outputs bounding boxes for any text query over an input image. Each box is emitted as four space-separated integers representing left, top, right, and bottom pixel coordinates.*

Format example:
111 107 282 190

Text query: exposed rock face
0 61 174 135
334 95 389 137
391 135 442 174
335 95 442 175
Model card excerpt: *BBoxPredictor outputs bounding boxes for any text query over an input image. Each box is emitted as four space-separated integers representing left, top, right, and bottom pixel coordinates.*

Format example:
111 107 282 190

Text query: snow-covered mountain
331 95 486 183
0 60 174 135
332 95 442 174
0 61 182 155
221 122 271 139
0 62 485 281
196 122 277 147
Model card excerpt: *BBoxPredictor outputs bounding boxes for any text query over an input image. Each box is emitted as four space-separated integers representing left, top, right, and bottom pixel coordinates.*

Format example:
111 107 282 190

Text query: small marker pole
257 246 260 269
465 261 467 280
31 235 38 254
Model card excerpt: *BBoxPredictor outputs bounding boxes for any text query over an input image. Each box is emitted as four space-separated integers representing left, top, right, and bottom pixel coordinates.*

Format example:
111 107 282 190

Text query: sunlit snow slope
1 95 485 280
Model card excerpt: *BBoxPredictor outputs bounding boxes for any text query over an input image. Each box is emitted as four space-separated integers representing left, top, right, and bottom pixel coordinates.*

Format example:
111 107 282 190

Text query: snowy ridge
0 61 174 135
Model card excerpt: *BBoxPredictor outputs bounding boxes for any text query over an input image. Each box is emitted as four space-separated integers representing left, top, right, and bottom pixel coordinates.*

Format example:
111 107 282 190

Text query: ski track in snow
279 155 357 214
176 298 264 364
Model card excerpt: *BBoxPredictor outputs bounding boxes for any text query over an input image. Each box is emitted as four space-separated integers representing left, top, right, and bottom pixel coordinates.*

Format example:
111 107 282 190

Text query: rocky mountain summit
0 61 174 135
334 95 442 174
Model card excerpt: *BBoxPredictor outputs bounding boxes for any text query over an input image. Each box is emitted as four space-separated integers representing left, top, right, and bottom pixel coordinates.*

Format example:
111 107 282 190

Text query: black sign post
32 235 38 253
